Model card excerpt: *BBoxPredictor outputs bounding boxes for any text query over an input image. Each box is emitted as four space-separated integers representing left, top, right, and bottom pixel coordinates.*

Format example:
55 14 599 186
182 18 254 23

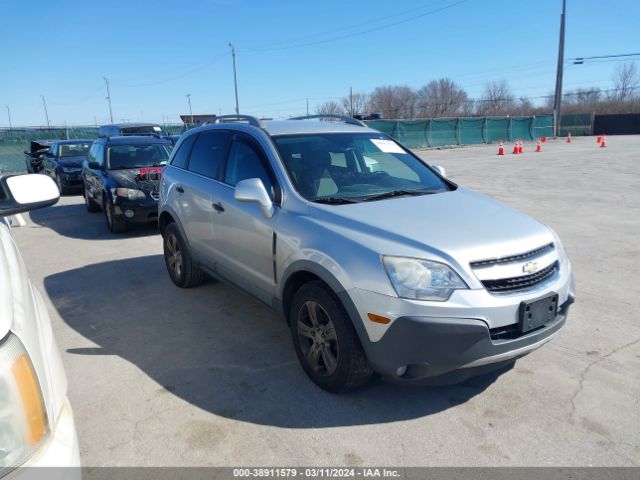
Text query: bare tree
611 62 639 101
477 80 516 116
316 100 343 116
416 78 469 117
368 85 417 119
341 92 368 117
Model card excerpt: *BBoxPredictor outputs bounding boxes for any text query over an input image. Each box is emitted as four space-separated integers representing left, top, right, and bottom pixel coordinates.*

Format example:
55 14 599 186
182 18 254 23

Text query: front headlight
114 188 146 200
382 256 468 301
547 227 567 262
0 334 49 476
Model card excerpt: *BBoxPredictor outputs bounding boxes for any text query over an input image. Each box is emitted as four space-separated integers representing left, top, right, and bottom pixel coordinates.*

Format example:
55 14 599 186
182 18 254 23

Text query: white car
0 174 80 478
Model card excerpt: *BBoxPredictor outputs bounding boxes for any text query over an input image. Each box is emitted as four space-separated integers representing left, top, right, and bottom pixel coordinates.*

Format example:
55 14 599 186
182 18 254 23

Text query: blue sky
0 0 638 126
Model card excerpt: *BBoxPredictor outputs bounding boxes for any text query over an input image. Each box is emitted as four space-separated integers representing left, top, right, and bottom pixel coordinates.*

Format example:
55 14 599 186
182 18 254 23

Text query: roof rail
214 114 266 129
289 114 367 127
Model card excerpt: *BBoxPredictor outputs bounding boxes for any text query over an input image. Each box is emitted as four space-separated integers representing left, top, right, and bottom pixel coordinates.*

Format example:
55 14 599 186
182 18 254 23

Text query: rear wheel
290 281 373 392
162 222 204 288
103 195 128 233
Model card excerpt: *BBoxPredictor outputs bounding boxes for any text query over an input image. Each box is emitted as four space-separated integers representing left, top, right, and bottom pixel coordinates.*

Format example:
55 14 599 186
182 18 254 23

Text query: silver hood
309 187 554 267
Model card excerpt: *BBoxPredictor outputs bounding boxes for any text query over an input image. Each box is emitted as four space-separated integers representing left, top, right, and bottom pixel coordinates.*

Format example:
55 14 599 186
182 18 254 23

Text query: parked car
158 114 575 393
82 135 171 233
0 174 80 477
98 122 163 138
162 134 182 146
41 140 93 194
23 140 57 173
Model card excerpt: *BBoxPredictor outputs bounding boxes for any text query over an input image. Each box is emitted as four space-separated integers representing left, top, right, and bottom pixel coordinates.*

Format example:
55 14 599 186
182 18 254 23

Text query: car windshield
59 143 91 158
272 133 450 202
107 144 170 170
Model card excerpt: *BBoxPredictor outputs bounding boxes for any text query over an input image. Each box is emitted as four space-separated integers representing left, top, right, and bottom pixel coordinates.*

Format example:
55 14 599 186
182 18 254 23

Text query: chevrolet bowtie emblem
523 261 539 274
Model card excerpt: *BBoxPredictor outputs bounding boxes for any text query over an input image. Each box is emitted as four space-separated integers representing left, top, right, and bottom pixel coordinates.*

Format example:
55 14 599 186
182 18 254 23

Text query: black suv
82 136 171 233
41 139 93 194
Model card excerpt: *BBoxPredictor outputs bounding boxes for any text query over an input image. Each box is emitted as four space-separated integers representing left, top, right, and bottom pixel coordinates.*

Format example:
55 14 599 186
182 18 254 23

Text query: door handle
212 202 225 213
175 185 184 194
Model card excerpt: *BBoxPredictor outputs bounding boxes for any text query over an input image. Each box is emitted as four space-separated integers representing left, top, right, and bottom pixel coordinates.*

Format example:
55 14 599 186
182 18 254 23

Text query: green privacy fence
0 125 188 173
558 113 592 137
365 115 555 149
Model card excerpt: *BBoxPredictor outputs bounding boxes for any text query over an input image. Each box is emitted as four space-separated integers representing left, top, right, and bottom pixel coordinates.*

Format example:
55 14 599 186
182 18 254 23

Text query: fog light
396 365 407 377
124 209 135 219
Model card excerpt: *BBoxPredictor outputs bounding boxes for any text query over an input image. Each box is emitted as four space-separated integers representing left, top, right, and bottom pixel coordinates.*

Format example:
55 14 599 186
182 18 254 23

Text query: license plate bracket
519 293 559 333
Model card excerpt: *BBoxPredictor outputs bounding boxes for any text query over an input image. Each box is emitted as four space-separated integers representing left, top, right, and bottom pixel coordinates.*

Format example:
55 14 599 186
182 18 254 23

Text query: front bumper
8 398 80 479
59 172 83 189
113 196 159 224
345 264 575 384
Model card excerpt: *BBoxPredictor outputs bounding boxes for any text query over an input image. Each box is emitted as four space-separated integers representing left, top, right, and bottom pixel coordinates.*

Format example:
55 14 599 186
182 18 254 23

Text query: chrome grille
481 261 559 293
470 243 555 268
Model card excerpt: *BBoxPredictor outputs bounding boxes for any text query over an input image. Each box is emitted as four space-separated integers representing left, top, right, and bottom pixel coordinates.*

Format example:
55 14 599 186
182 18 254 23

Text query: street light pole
186 94 193 126
229 42 239 115
5 106 11 132
553 0 566 137
103 77 114 123
40 95 50 128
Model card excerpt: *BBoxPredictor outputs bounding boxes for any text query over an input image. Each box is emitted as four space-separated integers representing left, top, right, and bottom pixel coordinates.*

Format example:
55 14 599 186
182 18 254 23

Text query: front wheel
103 195 128 233
83 184 101 212
290 281 373 392
162 222 204 288
55 173 69 196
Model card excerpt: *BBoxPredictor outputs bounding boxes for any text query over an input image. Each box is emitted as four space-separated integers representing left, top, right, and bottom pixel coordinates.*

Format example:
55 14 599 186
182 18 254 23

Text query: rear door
180 130 231 266
209 133 280 304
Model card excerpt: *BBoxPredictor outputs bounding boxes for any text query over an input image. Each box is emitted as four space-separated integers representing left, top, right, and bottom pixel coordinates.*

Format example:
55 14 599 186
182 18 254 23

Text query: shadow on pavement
45 255 509 428
29 201 158 240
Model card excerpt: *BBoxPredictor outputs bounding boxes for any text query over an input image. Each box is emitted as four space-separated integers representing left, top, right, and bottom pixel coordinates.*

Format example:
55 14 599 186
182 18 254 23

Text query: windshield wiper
313 196 361 205
360 189 439 202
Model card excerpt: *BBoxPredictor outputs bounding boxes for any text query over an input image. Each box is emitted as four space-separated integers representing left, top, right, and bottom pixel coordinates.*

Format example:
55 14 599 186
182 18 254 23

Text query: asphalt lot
11 135 640 466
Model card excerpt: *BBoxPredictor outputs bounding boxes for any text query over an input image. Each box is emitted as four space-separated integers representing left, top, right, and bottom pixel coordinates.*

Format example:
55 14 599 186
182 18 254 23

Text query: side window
170 134 196 169
187 131 230 179
94 144 104 166
87 144 97 163
224 138 274 199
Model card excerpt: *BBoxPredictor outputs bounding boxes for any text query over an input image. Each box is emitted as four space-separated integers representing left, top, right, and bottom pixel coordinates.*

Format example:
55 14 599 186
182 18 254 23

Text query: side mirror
88 161 101 170
234 178 274 219
0 174 59 217
431 164 447 178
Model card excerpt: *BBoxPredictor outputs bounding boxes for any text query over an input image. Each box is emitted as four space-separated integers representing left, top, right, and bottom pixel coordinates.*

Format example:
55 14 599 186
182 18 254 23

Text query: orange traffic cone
536 140 542 152
596 136 601 143
518 140 524 154
512 142 519 154
600 135 607 148
497 141 504 155
567 132 572 143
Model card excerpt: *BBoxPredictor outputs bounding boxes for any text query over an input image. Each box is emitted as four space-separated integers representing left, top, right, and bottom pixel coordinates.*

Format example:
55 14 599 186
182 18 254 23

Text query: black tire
83 184 101 212
55 173 69 196
290 281 373 393
162 222 205 288
103 195 129 233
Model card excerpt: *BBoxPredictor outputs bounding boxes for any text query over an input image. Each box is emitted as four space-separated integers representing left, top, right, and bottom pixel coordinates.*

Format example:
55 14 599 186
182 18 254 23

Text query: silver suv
159 114 575 392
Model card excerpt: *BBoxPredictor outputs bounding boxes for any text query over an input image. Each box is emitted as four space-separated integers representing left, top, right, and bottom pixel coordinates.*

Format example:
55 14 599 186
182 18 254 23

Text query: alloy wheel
296 300 339 376
165 233 183 279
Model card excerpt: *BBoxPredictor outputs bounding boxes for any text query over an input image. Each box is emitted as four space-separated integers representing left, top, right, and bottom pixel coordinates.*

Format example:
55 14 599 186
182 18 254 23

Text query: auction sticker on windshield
371 139 405 154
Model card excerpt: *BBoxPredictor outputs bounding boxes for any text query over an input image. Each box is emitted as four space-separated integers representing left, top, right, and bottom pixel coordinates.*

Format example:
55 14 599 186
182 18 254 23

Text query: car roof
53 139 93 145
100 122 160 128
100 135 171 145
262 120 378 136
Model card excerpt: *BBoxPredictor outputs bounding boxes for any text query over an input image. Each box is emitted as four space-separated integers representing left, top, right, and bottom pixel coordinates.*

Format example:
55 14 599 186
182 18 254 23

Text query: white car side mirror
0 174 60 217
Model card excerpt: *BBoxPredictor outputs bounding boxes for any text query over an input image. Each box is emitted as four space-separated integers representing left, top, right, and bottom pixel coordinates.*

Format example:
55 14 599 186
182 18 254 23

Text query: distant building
180 114 217 126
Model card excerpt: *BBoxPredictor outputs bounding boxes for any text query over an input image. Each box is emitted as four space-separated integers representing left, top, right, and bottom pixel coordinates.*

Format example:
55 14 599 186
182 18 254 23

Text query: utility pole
103 77 114 123
349 86 354 117
229 43 239 114
553 0 566 137
40 95 50 128
306 98 309 116
186 94 194 126
5 106 11 132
